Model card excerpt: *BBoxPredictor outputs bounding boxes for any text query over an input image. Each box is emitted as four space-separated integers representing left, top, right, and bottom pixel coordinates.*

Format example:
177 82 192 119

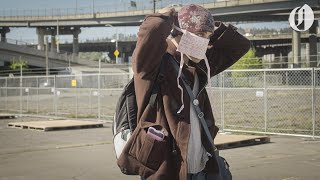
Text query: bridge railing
0 0 286 18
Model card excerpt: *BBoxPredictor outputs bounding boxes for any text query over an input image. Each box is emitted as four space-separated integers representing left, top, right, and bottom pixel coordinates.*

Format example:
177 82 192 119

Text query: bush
10 57 28 70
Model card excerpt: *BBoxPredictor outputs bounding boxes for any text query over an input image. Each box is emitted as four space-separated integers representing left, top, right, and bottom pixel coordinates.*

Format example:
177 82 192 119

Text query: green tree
10 57 28 70
231 48 262 70
230 48 262 87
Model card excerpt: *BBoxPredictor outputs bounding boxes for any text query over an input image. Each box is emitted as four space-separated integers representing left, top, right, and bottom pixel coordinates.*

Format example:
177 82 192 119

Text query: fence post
75 80 78 119
54 75 57 118
37 76 39 115
98 59 101 120
312 68 315 139
26 87 29 113
5 77 8 112
89 88 92 115
19 64 22 117
264 70 268 132
221 71 225 132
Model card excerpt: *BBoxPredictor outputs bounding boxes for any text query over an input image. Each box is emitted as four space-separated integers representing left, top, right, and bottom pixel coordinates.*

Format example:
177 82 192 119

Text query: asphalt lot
0 116 320 180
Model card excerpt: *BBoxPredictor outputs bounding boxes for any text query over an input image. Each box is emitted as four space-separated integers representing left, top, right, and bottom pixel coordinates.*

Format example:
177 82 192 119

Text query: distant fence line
0 68 319 138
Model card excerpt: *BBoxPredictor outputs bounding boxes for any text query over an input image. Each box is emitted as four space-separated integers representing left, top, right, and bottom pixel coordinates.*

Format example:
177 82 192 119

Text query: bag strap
148 58 166 107
167 54 217 155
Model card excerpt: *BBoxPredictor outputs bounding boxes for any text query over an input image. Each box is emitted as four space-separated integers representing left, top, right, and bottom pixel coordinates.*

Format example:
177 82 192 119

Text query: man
117 4 250 180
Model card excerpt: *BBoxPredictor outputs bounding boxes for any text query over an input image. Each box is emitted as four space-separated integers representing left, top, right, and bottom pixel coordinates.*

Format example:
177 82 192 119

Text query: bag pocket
129 126 168 171
217 156 232 180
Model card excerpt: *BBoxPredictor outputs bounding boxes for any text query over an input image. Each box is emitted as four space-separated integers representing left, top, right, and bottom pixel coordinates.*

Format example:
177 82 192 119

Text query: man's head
176 4 214 63
178 4 214 34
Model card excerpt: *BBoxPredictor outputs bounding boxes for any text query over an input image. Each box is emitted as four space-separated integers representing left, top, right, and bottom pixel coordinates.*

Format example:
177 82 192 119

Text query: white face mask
176 29 210 60
172 25 212 114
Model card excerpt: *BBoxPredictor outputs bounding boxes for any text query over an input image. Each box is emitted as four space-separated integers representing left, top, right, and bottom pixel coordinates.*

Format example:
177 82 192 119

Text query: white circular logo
289 4 314 32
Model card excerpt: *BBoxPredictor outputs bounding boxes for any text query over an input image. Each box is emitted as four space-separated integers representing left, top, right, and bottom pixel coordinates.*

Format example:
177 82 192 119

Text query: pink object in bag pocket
147 127 165 141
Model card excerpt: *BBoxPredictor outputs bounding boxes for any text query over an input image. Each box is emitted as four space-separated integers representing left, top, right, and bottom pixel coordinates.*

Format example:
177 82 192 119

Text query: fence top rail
224 68 317 73
0 67 319 80
0 72 131 80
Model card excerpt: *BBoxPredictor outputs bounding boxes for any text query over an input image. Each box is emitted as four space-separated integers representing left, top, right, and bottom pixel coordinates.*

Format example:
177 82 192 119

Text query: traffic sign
114 50 119 57
71 80 77 87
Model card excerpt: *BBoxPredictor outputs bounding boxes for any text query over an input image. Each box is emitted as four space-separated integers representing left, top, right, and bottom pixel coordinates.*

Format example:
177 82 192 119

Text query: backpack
112 58 166 159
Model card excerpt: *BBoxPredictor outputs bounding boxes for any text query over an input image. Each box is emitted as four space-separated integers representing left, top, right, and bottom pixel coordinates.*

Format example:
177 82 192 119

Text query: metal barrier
0 0 283 18
0 68 319 138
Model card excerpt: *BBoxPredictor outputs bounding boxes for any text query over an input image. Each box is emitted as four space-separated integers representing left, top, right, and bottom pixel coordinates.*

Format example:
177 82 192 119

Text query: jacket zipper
195 64 208 99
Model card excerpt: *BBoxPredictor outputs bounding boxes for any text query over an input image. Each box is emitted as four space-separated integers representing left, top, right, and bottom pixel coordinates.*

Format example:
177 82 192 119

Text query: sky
1 0 290 44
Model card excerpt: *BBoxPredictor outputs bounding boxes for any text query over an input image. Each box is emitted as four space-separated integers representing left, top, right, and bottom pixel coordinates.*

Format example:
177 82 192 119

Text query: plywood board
215 133 270 149
7 120 103 131
0 114 16 119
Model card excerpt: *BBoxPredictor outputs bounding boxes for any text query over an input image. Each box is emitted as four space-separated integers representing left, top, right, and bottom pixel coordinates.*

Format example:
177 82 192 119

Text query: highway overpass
1 0 319 53
0 0 319 68
0 42 99 69
54 33 320 51
0 0 319 27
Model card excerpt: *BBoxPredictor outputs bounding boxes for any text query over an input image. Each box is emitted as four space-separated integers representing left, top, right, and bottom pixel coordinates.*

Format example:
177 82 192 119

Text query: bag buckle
198 112 204 118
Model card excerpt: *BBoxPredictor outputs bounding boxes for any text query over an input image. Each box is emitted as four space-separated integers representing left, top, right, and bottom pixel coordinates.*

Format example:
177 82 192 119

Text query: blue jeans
140 171 221 180
187 171 221 180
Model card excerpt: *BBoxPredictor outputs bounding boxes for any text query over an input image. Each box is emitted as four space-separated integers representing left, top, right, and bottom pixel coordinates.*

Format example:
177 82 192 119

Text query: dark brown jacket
117 10 250 180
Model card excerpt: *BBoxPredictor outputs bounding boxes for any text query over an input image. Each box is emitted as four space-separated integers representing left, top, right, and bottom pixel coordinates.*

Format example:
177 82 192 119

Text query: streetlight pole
75 0 78 14
57 19 60 53
106 24 120 64
45 36 49 77
111 30 119 64
116 33 118 63
92 0 95 14
153 0 161 13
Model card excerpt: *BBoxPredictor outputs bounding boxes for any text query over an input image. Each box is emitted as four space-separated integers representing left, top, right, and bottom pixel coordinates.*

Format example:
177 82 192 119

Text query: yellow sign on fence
71 80 77 87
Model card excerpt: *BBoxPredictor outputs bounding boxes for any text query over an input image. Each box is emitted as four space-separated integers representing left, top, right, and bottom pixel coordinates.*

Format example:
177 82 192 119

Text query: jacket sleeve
206 22 251 77
132 10 175 120
132 10 175 80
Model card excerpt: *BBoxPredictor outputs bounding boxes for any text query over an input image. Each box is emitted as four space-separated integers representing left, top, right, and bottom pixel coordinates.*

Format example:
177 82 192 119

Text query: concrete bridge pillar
72 27 81 55
36 27 46 50
0 27 10 42
280 48 289 68
292 30 301 68
51 35 57 53
308 20 318 67
272 49 281 69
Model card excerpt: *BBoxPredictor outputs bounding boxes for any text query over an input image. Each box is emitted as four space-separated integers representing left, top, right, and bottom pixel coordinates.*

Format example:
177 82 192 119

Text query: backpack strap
148 56 167 107
167 53 217 156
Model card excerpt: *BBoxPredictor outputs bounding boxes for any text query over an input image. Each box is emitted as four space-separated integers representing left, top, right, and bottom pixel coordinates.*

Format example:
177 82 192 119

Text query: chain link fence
0 68 319 138
211 68 319 138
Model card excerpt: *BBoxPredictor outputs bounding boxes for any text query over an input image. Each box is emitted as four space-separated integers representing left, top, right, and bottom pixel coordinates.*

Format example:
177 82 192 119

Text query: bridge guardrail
0 0 288 19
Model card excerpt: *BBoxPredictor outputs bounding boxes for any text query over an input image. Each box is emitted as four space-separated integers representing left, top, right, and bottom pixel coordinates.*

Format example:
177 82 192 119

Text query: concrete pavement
0 116 320 180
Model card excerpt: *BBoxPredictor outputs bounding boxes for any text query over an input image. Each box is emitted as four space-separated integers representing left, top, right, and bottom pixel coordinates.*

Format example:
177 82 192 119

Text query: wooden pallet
215 133 270 150
7 120 103 131
0 114 16 119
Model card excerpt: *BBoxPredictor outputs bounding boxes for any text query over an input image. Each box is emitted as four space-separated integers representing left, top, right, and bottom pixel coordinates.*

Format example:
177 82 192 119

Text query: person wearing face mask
116 4 250 180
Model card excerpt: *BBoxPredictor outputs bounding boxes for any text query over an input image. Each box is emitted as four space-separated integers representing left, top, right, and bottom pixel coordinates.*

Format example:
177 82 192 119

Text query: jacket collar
166 39 208 97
